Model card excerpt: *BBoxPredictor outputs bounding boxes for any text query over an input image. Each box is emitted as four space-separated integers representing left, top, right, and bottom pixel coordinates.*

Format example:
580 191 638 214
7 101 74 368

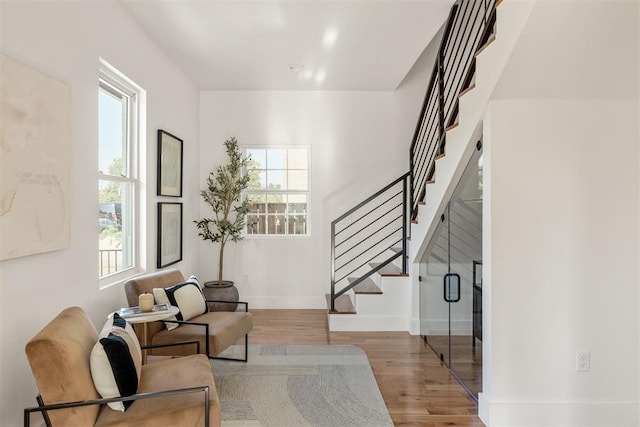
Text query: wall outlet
576 351 590 372
242 274 248 284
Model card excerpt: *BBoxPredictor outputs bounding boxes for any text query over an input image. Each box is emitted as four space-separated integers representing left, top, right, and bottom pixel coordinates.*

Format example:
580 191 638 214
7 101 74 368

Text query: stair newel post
330 220 336 312
402 175 408 274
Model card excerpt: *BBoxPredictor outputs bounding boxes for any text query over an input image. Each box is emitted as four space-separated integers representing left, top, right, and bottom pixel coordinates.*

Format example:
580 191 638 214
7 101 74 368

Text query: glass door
419 146 483 398
448 198 482 397
419 213 451 365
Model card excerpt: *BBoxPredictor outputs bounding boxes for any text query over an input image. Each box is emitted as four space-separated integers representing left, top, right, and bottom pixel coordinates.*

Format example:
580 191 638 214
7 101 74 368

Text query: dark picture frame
157 129 183 197
157 202 182 268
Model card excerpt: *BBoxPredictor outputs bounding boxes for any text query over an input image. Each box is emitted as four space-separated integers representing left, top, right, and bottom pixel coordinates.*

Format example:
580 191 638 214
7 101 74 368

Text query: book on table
117 303 171 318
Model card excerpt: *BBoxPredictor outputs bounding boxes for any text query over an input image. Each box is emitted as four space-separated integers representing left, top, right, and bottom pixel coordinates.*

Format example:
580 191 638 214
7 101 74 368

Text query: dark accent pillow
153 280 208 330
90 313 142 411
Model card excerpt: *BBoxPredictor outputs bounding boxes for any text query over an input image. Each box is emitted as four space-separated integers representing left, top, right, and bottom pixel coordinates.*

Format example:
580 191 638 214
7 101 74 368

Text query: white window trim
98 58 146 288
243 145 311 238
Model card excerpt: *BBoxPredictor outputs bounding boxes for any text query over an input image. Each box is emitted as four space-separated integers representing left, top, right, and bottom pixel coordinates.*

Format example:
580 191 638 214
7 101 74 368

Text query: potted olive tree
195 137 251 311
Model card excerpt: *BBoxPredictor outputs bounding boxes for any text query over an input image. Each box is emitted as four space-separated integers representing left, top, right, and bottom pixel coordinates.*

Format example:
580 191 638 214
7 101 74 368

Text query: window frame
243 145 311 238
98 60 144 288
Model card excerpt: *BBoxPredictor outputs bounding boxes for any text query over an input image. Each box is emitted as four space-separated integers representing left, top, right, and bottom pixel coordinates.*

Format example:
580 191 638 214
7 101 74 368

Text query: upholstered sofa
124 269 253 361
24 306 220 427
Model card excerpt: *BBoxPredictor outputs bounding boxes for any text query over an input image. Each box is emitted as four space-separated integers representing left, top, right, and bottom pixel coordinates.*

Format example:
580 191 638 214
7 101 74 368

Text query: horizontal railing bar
335 201 402 249
335 190 403 237
336 217 402 270
409 60 439 153
333 172 410 227
443 0 475 67
335 228 403 279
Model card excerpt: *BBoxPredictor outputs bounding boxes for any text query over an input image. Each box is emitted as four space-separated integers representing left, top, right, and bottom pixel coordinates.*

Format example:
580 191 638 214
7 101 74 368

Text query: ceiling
119 0 453 91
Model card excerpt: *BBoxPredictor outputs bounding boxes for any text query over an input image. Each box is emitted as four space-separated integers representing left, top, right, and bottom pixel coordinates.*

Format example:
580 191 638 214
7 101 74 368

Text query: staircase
328 0 535 331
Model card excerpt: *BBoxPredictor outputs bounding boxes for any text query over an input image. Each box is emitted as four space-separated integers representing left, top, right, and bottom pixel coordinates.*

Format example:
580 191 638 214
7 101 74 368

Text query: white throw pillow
153 280 208 331
90 313 142 412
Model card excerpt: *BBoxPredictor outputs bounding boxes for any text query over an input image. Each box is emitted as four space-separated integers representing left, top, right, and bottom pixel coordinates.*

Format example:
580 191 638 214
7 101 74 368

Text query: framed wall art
157 129 183 197
157 202 182 268
0 53 70 261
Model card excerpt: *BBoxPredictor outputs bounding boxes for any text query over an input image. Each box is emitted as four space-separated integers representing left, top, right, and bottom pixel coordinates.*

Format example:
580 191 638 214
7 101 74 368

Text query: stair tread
445 122 459 132
389 247 408 259
326 294 356 314
475 34 496 58
434 153 446 161
459 83 476 98
348 277 383 295
369 262 408 277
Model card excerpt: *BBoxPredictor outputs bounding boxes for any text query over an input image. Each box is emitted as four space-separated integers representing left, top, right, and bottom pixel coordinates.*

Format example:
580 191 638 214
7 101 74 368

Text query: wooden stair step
349 277 382 295
475 34 496 58
434 153 446 161
445 122 459 132
326 294 356 314
459 83 476 98
369 262 408 277
390 247 408 258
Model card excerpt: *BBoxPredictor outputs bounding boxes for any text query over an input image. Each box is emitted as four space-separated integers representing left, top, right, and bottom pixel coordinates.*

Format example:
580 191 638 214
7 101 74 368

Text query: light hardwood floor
248 309 485 427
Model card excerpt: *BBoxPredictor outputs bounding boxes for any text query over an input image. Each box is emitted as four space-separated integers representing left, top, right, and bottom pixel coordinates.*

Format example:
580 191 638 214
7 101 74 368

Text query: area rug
210 344 393 427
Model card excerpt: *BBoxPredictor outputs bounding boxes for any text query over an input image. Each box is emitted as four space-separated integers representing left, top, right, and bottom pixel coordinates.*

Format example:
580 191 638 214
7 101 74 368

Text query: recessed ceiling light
287 64 305 72
323 28 338 48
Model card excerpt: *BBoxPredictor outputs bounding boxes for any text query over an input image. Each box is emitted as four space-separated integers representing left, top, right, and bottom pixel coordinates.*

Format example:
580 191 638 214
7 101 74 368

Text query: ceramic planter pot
202 280 239 312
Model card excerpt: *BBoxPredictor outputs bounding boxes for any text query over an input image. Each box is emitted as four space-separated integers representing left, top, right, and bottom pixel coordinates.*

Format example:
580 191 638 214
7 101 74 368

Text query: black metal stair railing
330 173 409 312
329 0 498 313
411 0 496 217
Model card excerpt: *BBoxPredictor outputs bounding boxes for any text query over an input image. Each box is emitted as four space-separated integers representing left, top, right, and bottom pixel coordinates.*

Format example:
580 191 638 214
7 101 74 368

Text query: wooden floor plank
247 309 484 426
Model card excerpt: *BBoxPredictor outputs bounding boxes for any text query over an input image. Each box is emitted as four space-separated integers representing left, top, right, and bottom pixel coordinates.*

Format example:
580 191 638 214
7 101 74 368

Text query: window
98 61 143 284
245 147 309 236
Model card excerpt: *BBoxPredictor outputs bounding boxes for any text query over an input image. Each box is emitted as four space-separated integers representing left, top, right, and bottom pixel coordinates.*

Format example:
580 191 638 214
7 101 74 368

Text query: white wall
0 2 199 425
478 2 640 425
198 91 408 307
197 43 434 308
483 98 639 426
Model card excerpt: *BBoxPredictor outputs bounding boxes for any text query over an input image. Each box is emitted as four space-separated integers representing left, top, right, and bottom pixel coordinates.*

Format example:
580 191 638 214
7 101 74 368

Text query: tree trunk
218 239 226 285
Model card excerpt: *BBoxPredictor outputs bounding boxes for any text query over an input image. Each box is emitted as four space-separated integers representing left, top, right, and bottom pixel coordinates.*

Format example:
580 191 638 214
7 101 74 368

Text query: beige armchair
124 269 253 362
24 306 219 427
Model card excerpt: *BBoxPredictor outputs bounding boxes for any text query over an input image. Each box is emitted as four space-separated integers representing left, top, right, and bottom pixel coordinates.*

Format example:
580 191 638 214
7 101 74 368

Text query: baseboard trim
245 296 325 309
480 394 639 426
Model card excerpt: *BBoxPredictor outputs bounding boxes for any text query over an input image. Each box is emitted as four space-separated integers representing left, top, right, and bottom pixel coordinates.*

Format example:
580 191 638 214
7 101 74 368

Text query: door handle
443 273 461 303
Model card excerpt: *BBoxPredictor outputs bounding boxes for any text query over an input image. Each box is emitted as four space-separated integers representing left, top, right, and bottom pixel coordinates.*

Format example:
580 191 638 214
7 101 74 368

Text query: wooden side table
119 305 179 364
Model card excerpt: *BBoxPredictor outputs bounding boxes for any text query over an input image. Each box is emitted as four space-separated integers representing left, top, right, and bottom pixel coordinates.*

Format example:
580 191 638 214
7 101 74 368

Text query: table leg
141 322 148 365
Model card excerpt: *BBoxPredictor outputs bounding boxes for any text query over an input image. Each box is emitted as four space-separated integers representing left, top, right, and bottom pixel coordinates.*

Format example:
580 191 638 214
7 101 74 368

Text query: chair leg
209 334 248 362
36 395 52 427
